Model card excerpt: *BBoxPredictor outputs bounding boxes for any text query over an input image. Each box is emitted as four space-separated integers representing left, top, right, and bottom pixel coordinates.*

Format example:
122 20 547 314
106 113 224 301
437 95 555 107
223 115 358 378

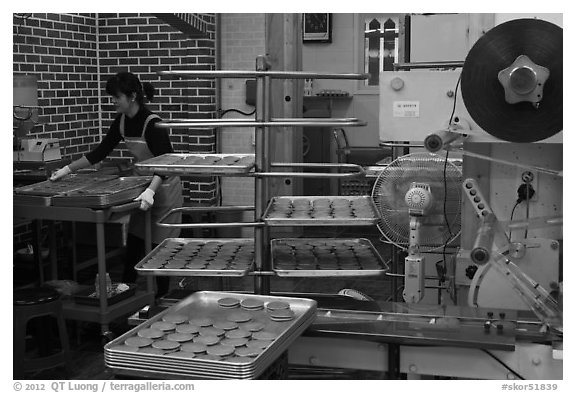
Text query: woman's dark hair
105 71 155 105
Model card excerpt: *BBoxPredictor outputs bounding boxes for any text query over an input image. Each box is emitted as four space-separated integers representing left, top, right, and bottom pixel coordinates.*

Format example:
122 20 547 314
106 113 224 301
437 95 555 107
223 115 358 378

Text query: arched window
362 15 401 86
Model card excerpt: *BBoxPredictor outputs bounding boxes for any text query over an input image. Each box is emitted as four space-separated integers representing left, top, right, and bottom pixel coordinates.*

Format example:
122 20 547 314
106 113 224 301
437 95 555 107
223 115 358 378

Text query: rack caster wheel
101 331 116 344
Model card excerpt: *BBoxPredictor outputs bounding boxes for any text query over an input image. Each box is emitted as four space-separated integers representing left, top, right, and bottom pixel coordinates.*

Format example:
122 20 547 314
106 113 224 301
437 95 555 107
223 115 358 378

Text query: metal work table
13 201 155 336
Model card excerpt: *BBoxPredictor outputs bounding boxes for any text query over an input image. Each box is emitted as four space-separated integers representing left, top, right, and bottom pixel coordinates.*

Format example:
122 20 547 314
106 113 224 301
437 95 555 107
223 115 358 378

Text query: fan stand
404 216 425 303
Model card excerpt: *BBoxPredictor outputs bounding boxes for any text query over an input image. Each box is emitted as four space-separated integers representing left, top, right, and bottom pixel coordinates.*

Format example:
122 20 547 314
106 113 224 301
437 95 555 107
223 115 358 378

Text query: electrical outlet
518 169 538 202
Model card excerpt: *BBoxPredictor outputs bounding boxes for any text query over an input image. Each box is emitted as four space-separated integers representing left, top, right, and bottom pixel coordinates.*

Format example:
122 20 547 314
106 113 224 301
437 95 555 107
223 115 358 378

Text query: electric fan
371 152 462 302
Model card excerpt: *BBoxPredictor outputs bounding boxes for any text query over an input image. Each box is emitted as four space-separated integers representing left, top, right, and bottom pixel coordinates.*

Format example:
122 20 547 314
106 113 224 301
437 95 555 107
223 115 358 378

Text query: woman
51 71 183 297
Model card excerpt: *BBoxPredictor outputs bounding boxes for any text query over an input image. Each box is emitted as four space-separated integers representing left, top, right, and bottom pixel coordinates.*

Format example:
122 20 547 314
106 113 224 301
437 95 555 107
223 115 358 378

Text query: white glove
50 165 72 181
135 188 155 211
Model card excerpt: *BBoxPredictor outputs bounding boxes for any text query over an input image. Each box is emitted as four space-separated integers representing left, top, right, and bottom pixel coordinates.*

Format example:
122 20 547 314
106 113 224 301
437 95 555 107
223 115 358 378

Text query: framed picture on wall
303 13 332 43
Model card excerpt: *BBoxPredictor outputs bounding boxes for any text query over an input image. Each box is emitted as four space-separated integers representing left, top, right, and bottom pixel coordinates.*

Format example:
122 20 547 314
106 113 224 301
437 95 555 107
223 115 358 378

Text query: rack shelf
149 55 382 296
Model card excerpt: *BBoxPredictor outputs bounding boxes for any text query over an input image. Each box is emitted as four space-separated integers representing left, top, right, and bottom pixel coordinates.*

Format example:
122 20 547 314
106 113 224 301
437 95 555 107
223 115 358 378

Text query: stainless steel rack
147 56 384 292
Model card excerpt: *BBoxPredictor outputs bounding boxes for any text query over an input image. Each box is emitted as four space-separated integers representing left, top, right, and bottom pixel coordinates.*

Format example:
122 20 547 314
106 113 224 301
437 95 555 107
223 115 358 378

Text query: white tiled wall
219 14 265 235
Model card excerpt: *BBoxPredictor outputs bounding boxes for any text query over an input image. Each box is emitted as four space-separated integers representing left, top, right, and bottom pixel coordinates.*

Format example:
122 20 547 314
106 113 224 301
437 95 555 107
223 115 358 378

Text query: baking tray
14 174 119 196
13 194 53 207
135 238 255 277
50 176 151 208
271 238 389 277
13 174 119 206
263 196 379 226
135 154 256 175
103 295 315 378
103 311 316 379
104 291 317 379
105 318 314 380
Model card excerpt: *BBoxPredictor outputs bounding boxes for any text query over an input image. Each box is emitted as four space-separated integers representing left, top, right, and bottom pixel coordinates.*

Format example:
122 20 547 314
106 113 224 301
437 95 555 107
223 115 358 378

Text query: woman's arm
50 121 122 181
85 121 122 165
147 175 163 193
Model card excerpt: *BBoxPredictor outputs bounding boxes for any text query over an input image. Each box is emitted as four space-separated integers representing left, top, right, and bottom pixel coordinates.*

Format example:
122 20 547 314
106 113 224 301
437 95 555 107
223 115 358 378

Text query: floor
15 226 395 380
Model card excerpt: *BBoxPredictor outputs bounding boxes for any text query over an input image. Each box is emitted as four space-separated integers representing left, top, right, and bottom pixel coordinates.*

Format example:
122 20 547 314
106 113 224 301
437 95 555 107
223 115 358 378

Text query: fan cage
371 152 462 251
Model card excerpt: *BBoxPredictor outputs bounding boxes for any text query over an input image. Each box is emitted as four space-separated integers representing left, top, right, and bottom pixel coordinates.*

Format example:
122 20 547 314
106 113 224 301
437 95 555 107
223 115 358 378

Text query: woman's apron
120 114 183 244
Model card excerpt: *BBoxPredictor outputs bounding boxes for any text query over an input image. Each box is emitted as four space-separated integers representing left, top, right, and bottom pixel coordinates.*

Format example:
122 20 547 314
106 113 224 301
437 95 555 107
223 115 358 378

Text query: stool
13 287 70 379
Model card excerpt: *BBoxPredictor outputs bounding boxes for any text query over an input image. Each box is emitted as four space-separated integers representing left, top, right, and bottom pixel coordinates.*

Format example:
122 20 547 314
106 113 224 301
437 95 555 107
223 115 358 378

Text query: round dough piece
217 297 241 308
193 335 220 346
137 328 165 339
207 344 235 357
175 324 201 335
124 336 153 348
162 313 189 324
150 321 176 332
166 332 195 343
224 329 251 339
240 298 265 310
181 342 207 354
112 344 139 353
152 340 181 350
226 311 252 323
266 301 291 311
188 317 213 327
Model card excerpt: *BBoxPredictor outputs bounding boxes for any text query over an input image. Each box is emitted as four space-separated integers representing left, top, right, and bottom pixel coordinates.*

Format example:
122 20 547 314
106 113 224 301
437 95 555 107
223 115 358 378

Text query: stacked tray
104 291 317 379
13 174 119 206
271 238 389 277
50 176 151 208
263 196 379 226
135 238 255 277
135 153 256 175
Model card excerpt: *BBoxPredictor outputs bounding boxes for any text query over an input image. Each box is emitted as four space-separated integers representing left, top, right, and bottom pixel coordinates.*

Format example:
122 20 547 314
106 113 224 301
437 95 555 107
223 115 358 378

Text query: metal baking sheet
135 238 255 277
271 238 389 277
104 291 316 379
105 316 314 380
104 312 316 379
50 176 151 208
13 194 52 207
263 196 379 226
13 174 121 207
135 154 256 175
14 174 119 196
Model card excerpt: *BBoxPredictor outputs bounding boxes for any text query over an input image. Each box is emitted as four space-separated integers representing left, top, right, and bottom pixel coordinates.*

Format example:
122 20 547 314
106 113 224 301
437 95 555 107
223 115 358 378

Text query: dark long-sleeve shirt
86 107 173 165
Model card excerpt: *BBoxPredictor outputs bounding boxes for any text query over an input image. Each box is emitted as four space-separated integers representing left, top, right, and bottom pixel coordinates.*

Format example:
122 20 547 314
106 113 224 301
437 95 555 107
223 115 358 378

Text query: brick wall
13 13 100 159
97 13 218 205
13 12 218 245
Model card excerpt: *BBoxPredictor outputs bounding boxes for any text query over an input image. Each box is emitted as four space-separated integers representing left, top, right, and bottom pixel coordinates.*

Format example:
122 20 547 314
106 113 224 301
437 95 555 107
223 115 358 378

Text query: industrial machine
373 16 562 379
13 138 62 162
13 74 62 163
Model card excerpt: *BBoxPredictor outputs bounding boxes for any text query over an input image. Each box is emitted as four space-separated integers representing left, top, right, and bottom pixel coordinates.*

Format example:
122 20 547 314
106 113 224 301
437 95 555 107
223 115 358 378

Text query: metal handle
393 61 464 70
156 207 264 229
386 272 446 280
109 201 141 214
272 117 360 123
158 70 369 80
254 163 365 178
380 141 425 148
172 206 255 214
156 119 367 128
248 271 277 276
